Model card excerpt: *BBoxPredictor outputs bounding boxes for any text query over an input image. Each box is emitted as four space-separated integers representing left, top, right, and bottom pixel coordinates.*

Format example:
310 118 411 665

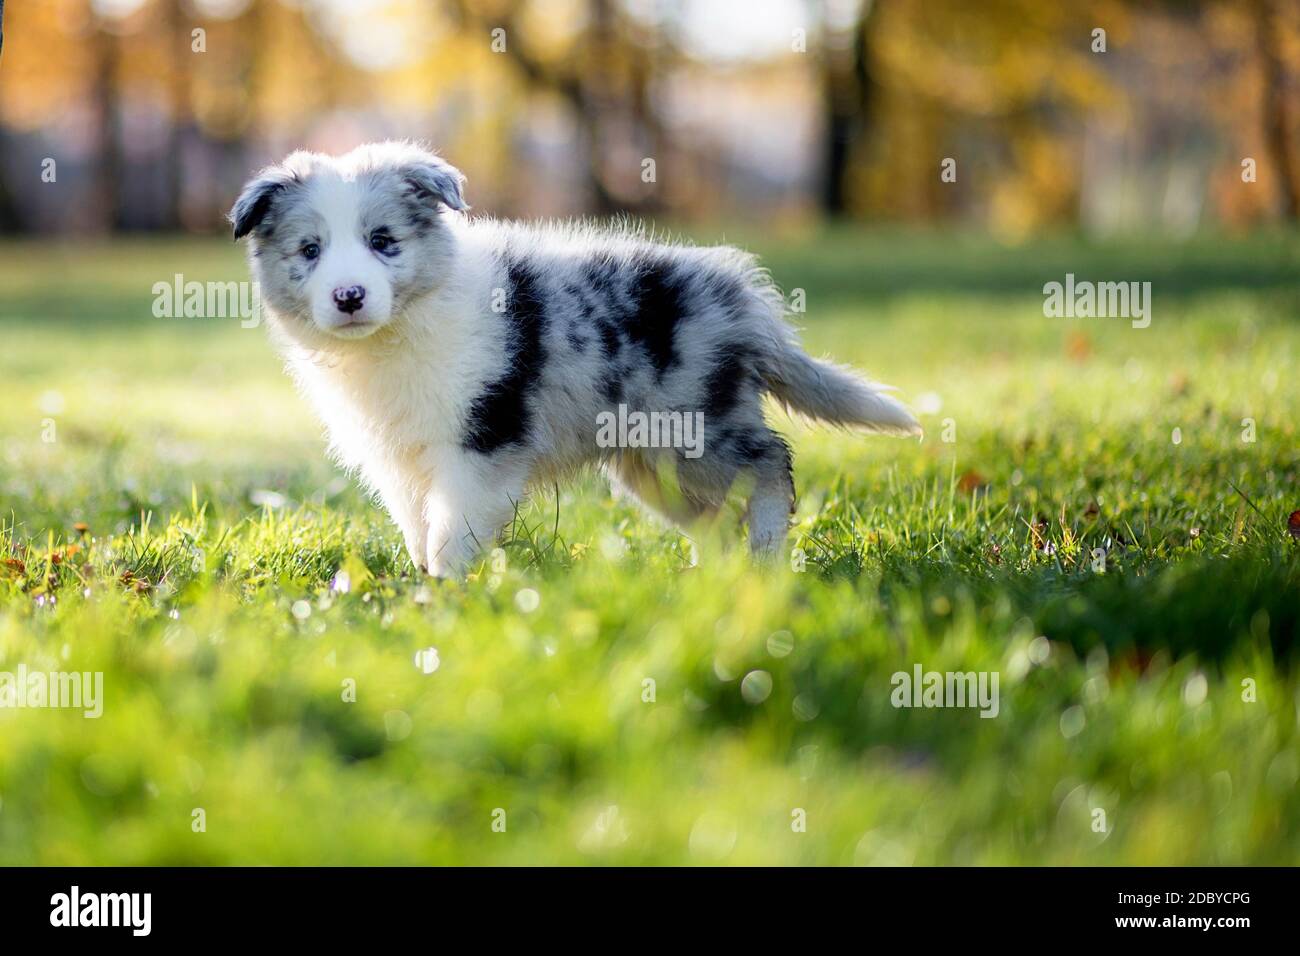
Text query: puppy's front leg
362 463 430 571
424 451 529 578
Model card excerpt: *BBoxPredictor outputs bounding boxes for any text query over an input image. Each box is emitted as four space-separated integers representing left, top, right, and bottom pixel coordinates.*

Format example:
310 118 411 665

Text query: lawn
0 229 1297 864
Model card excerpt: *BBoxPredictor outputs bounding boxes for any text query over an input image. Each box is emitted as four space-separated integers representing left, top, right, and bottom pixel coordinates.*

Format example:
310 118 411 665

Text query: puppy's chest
304 352 469 464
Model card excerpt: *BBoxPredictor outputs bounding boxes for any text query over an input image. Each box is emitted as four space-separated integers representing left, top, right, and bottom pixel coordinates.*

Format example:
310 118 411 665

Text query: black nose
333 286 366 314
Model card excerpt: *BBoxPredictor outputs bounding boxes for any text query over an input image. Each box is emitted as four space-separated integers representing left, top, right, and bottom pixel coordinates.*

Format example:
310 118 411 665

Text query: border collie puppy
231 142 918 577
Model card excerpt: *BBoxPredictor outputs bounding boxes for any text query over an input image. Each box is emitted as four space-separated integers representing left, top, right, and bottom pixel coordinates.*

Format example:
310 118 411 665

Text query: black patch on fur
599 369 624 405
566 325 588 353
594 319 621 359
734 433 771 463
623 259 687 379
462 257 550 453
711 273 751 320
565 281 597 321
582 257 626 343
733 431 795 510
395 178 439 238
230 167 301 240
701 347 753 419
232 184 281 239
582 256 620 294
775 435 796 511
405 209 436 238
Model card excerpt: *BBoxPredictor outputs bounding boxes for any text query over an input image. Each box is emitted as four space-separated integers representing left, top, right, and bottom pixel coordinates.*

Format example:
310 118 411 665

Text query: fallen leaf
958 470 988 493
1288 510 1300 540
119 571 152 593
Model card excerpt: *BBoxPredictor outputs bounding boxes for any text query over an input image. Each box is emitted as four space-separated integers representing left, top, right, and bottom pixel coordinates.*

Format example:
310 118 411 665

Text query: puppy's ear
401 155 469 212
229 166 297 240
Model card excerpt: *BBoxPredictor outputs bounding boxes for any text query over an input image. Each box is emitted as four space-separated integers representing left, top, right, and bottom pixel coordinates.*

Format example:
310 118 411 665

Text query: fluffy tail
757 339 921 437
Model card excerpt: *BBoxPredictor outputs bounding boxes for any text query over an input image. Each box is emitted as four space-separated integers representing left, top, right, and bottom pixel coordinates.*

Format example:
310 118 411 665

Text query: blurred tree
90 0 126 231
0 0 1297 233
849 0 1119 231
820 0 880 217
1254 0 1300 218
446 0 669 214
160 0 191 231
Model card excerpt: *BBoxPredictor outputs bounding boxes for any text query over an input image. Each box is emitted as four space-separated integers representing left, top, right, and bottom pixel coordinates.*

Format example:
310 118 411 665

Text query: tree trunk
160 0 190 231
1256 0 1300 219
0 0 24 232
448 0 661 216
91 9 125 231
821 0 880 216
0 126 22 233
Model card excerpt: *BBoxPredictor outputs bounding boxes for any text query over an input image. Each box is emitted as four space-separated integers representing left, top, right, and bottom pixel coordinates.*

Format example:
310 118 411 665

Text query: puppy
231 141 919 577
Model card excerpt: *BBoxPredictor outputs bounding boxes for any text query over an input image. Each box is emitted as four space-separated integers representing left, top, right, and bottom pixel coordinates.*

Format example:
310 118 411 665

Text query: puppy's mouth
330 319 379 338
322 316 384 339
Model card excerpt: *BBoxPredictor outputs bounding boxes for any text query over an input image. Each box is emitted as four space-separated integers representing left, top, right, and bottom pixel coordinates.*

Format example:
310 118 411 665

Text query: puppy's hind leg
741 433 795 559
605 452 720 528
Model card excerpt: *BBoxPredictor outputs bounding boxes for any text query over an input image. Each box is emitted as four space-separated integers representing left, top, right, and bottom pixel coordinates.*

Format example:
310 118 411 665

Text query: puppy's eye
302 242 321 260
369 233 394 253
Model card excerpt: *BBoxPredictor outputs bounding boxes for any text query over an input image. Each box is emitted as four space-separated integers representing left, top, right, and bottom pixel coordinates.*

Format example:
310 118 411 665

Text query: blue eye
370 233 394 253
302 242 320 260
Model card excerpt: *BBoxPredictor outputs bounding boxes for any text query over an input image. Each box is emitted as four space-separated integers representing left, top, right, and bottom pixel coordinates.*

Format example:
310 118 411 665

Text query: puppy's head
230 141 467 342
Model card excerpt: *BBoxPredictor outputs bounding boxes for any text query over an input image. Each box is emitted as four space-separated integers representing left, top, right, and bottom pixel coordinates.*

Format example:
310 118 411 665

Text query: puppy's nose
333 286 366 314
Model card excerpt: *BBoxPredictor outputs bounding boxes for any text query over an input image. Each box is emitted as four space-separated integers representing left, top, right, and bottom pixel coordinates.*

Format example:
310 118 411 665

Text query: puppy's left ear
229 166 297 240
402 156 469 212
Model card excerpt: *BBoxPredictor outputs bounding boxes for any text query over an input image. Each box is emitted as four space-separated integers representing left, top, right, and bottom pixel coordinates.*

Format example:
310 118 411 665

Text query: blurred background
2 0 1300 238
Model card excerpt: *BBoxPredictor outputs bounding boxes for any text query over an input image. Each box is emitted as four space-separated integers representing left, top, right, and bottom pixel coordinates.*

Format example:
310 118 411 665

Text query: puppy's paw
425 536 470 580
426 559 467 580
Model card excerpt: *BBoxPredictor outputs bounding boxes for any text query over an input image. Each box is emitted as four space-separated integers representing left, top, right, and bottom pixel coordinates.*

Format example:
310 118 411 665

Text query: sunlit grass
0 231 1297 864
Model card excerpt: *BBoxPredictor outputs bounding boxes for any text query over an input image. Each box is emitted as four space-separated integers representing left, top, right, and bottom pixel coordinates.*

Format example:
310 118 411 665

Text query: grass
0 229 1297 865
